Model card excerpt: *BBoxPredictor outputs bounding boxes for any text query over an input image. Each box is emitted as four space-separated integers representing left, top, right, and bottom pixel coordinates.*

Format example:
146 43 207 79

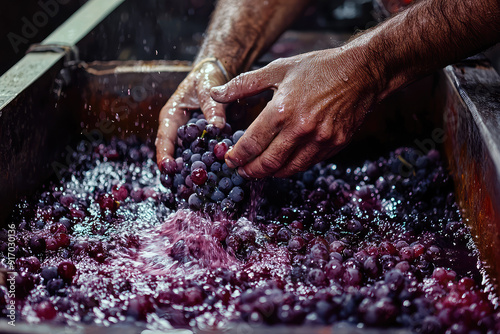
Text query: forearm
352 0 500 99
195 0 312 76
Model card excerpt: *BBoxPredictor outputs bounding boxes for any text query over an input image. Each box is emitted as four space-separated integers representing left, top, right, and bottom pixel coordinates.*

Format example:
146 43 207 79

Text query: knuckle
259 155 282 173
315 128 333 144
290 123 315 137
237 133 264 157
289 157 310 174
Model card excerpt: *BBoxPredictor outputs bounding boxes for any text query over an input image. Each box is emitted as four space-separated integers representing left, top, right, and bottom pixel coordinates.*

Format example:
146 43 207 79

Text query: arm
212 0 500 178
156 0 311 168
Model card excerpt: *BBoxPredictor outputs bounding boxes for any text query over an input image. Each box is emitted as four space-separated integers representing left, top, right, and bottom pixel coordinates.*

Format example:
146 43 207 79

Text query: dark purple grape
190 138 206 153
232 130 245 144
47 278 65 295
159 158 178 175
206 124 220 137
195 118 208 131
228 186 244 203
218 177 233 193
177 125 187 140
29 235 46 254
160 174 173 188
41 266 59 282
173 174 185 188
182 149 193 162
211 189 225 202
184 123 201 142
308 268 326 286
202 152 216 167
288 236 306 252
188 193 203 210
191 161 207 171
222 163 233 176
231 172 245 186
190 153 202 163
211 162 222 173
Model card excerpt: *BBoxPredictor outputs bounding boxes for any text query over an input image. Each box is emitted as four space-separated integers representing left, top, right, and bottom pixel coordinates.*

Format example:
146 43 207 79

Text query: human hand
156 58 230 169
211 48 381 178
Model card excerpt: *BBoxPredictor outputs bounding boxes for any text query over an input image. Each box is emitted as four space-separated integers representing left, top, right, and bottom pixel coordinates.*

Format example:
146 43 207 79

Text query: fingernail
208 116 225 128
225 157 236 169
237 167 250 179
211 85 224 94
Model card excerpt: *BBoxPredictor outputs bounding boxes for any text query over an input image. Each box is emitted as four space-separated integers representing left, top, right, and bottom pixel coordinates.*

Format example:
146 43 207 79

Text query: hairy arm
195 0 312 76
369 0 500 99
212 0 500 178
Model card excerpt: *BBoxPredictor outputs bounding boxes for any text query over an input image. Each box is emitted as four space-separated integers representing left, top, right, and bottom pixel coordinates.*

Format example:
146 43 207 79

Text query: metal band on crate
192 57 231 82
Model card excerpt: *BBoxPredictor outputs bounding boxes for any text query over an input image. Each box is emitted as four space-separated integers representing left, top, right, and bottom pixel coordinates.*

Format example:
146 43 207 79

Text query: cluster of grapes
159 113 247 213
0 133 499 333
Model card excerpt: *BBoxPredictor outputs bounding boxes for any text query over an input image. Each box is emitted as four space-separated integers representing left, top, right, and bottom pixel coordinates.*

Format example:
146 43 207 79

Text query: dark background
0 0 376 75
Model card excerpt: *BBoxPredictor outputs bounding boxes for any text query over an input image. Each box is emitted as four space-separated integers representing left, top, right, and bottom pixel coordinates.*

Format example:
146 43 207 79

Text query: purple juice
0 134 498 333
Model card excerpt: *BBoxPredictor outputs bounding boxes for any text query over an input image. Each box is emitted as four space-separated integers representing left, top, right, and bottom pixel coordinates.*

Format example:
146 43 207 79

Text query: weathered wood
442 57 500 298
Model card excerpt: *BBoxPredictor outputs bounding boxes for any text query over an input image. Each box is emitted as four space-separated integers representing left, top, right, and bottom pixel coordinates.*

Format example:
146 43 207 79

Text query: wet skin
156 0 500 179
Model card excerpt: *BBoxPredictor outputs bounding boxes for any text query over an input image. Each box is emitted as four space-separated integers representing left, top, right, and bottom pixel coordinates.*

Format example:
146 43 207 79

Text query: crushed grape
0 126 499 333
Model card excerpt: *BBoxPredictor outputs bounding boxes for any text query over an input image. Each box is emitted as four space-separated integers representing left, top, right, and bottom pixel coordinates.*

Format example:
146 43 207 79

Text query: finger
196 62 229 128
235 129 301 179
224 99 284 169
156 98 191 166
211 65 280 103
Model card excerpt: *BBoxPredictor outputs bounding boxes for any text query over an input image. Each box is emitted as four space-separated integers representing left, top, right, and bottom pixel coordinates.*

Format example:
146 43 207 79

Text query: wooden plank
442 57 500 298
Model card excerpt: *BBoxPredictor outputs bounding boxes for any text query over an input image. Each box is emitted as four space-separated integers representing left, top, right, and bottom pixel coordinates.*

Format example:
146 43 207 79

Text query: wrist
192 57 232 82
345 27 413 102
335 38 390 103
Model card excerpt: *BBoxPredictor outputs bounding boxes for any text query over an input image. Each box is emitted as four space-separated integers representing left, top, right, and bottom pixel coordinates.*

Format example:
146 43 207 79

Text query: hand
211 48 380 178
156 59 230 168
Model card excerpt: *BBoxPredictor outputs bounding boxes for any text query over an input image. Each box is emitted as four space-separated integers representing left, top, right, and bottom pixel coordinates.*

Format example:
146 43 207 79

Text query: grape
159 158 178 175
177 125 187 140
35 300 57 320
190 153 202 163
6 129 496 333
29 235 46 254
41 266 59 282
214 142 229 160
202 151 216 167
195 118 208 131
58 261 77 282
231 172 245 186
218 177 233 193
190 138 206 153
206 124 220 137
222 163 233 176
184 123 201 142
47 278 65 296
188 193 203 210
211 189 225 202
211 162 222 173
191 169 208 185
191 161 207 171
232 130 245 144
228 186 244 203
182 149 193 162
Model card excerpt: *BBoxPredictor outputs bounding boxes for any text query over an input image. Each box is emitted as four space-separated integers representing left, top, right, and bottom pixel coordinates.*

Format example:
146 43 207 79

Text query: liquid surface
1 135 499 333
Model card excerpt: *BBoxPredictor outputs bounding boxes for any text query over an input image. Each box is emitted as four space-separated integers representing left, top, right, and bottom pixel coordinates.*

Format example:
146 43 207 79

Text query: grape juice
1 130 499 333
